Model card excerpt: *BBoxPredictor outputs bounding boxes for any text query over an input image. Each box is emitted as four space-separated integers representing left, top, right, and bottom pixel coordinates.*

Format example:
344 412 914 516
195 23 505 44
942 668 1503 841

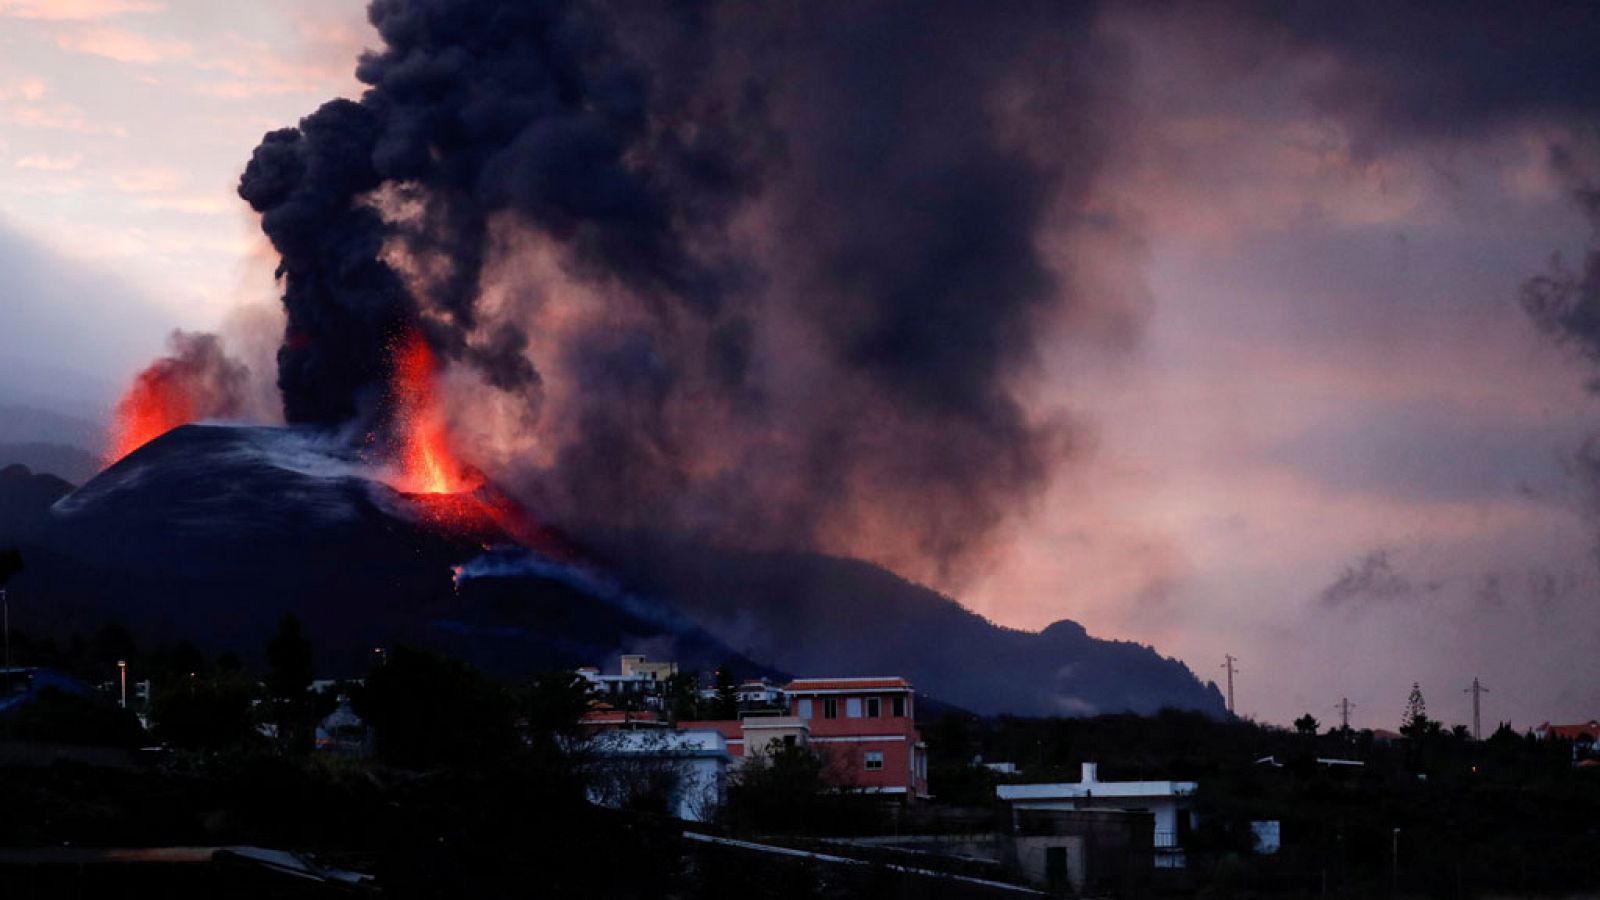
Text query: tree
350 646 516 769
1294 713 1320 737
524 670 594 765
265 615 318 753
724 740 829 832
1401 682 1431 738
0 547 21 585
584 731 689 817
723 741 879 834
712 664 739 720
150 670 262 750
663 670 702 722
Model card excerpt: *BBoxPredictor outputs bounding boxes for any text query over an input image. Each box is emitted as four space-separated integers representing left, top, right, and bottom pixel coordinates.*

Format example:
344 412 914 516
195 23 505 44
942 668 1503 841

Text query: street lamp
2 588 9 699
117 659 127 709
1392 827 1401 895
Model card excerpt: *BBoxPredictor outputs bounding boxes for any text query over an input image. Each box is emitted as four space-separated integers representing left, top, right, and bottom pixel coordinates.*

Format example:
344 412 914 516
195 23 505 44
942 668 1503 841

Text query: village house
699 677 787 712
576 654 678 710
1533 719 1600 761
997 762 1197 868
578 661 931 810
683 676 929 797
584 728 733 822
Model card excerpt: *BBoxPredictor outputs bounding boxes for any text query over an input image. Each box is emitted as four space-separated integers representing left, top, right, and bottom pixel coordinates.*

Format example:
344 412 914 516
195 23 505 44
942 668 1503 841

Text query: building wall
680 703 928 796
1012 835 1086 893
788 690 925 795
741 718 809 759
1011 797 1181 836
619 655 677 681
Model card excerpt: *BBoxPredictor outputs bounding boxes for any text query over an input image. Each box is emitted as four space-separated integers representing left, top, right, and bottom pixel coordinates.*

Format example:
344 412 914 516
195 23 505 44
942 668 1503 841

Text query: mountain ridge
0 424 1225 717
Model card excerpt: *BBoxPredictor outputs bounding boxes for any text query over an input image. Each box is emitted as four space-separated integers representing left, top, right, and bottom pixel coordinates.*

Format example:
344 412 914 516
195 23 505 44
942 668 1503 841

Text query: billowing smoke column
106 330 248 464
239 0 1120 576
237 0 702 432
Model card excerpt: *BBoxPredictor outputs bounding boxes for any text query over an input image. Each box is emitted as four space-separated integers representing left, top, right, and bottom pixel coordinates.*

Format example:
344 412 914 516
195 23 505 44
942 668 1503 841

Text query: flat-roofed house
784 677 928 798
997 763 1197 868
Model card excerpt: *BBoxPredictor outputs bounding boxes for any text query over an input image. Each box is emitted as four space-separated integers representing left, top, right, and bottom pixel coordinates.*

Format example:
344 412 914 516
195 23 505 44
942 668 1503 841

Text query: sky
2 0 1599 730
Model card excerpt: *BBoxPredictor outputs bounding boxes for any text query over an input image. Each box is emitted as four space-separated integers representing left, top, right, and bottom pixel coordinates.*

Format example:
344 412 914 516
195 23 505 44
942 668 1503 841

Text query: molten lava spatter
389 329 480 496
106 366 200 465
103 331 248 467
383 328 576 561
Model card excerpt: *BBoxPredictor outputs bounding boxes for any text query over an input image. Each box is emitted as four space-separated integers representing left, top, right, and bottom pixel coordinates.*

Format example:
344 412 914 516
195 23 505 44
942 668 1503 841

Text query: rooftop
783 677 911 693
996 762 1196 801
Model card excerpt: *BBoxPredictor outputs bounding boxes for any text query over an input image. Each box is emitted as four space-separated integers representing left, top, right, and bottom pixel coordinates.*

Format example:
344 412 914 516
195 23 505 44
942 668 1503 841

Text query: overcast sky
2 0 1598 729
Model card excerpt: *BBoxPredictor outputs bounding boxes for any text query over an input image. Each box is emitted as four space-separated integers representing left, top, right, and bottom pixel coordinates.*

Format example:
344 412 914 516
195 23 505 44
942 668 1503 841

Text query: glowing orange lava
105 367 198 465
389 329 480 495
384 328 577 561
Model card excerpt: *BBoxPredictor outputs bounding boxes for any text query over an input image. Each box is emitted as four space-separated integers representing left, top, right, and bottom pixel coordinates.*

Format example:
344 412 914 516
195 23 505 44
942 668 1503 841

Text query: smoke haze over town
3 0 1600 731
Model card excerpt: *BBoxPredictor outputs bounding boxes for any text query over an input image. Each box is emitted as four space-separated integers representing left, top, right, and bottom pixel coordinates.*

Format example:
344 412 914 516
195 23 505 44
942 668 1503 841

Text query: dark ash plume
238 0 719 429
242 0 1128 573
1524 186 1600 370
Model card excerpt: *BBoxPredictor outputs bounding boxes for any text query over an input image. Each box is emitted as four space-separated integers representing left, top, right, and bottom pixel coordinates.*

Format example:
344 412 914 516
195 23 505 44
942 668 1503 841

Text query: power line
1464 677 1490 741
1221 654 1238 716
1334 696 1356 732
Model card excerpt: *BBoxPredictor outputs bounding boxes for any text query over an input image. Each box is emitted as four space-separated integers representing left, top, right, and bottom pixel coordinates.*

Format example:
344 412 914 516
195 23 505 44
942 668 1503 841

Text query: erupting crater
387 328 482 497
384 328 569 559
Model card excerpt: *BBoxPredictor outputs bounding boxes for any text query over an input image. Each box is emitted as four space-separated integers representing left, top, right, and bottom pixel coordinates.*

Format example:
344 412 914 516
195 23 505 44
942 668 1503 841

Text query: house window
823 698 838 719
865 697 881 718
846 697 862 718
864 751 884 770
797 698 813 719
892 696 906 717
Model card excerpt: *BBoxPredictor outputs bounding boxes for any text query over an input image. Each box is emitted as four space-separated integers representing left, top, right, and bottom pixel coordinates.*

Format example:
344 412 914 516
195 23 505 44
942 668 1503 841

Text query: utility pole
2 588 9 700
1336 697 1356 732
1221 654 1238 716
1464 677 1490 741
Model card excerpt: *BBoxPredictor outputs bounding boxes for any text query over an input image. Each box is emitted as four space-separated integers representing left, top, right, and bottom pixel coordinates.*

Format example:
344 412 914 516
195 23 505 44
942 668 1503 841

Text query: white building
577 658 675 710
584 728 732 822
996 762 1198 868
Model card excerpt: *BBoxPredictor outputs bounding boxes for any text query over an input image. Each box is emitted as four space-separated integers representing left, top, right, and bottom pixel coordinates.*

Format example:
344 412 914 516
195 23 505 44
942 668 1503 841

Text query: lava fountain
388 328 481 496
106 371 197 466
104 332 247 466
384 328 570 559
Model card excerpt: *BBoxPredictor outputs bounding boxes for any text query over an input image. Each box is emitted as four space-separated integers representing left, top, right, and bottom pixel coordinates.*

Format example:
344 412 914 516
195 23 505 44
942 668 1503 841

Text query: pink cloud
0 0 163 20
1 101 124 135
189 32 362 99
135 193 232 215
55 26 193 64
15 152 82 171
0 76 48 102
112 166 182 193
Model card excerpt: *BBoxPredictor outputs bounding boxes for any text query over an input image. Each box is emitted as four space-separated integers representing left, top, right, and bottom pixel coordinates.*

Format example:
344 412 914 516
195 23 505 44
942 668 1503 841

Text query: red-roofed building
681 672 934 791
681 676 929 798
1533 720 1600 742
1534 720 1600 762
787 677 928 797
580 706 664 729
